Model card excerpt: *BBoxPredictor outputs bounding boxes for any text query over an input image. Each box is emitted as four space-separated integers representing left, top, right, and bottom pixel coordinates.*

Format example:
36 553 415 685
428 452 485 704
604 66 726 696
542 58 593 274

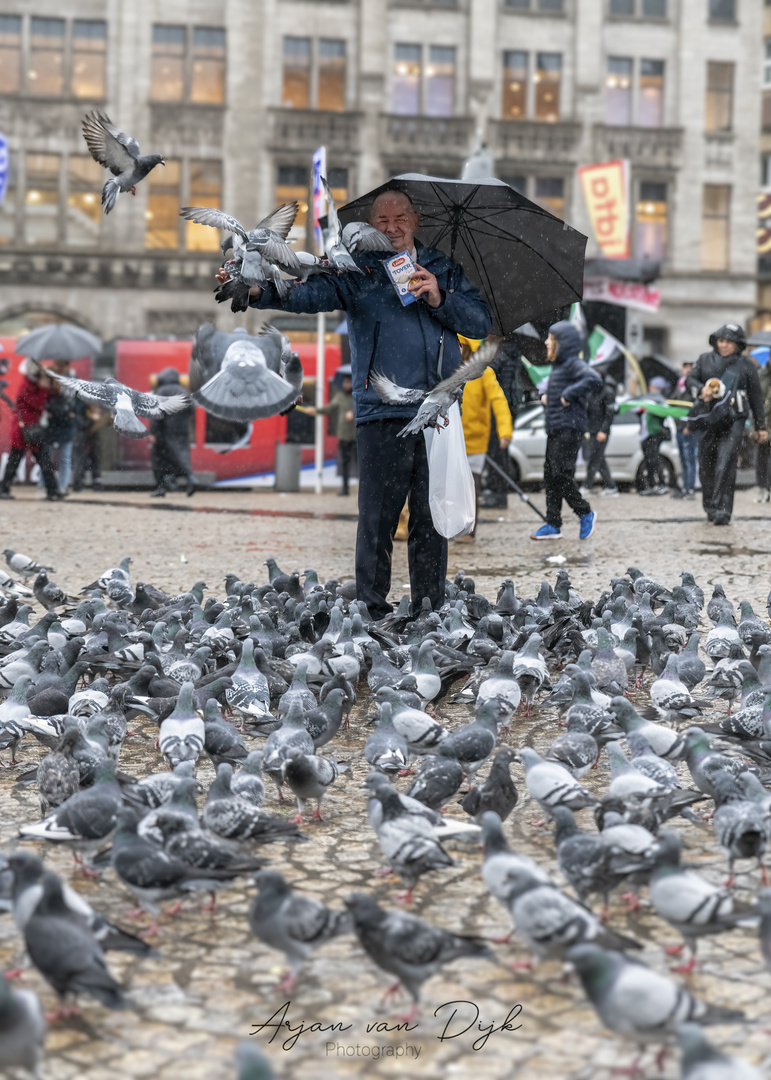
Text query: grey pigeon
568 943 744 1066
32 570 76 611
518 747 596 819
344 892 492 1022
0 973 45 1078
235 1042 276 1080
36 720 82 814
282 751 348 822
460 747 518 822
180 203 300 272
376 687 447 755
202 763 305 844
371 338 501 437
437 699 503 779
249 869 350 993
407 745 464 810
369 784 454 902
262 699 315 799
82 110 165 213
678 1023 764 1080
159 682 205 768
24 872 129 1014
48 373 189 440
364 702 409 774
707 583 735 626
3 549 53 579
321 177 392 271
231 751 266 808
712 770 768 884
192 338 303 422
203 699 248 766
545 715 598 778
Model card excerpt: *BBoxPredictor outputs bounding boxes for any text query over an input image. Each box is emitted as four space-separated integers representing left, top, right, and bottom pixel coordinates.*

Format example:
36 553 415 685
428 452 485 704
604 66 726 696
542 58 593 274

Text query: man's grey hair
370 189 416 214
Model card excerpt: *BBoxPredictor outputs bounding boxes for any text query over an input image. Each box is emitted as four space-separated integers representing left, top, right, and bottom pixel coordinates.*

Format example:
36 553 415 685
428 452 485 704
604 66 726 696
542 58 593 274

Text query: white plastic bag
423 401 476 539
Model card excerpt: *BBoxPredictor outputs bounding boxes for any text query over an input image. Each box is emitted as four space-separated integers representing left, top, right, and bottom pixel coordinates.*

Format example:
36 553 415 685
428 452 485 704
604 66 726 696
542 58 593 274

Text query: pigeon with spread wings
320 177 393 272
370 336 502 437
192 337 303 422
82 111 165 214
48 373 190 440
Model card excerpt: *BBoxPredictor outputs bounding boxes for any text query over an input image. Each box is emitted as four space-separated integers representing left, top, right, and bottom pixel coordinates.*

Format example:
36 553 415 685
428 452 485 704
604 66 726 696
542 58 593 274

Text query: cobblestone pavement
1 486 771 1079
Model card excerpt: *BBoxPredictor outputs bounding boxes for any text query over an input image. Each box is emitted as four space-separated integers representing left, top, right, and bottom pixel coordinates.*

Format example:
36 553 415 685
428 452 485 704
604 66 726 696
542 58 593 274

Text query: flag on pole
617 398 691 420
588 325 624 365
0 133 8 208
312 147 326 256
569 302 587 343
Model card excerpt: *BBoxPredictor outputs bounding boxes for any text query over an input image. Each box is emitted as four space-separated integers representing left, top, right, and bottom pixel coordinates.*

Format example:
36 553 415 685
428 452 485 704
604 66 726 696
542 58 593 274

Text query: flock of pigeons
0 548 770 1077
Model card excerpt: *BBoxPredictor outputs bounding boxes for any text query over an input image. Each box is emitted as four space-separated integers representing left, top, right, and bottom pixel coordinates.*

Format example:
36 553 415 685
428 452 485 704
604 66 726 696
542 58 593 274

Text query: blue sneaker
530 523 562 540
579 510 596 540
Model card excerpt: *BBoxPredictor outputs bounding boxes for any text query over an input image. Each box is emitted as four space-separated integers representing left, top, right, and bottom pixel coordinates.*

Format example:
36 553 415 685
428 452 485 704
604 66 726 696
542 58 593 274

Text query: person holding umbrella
0 358 60 500
531 321 600 540
228 188 491 618
684 323 767 525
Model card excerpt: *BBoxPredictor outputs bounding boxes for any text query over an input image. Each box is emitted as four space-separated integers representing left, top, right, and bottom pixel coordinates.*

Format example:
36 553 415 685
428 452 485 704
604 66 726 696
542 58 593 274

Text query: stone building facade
0 0 762 362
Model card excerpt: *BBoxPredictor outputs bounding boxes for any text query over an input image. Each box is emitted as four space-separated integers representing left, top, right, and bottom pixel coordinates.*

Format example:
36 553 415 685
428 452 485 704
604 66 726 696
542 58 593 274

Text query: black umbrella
15 323 102 362
338 173 587 336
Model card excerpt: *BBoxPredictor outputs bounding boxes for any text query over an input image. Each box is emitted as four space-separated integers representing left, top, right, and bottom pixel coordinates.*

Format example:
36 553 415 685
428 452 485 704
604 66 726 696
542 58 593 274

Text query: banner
0 133 8 207
583 277 661 312
577 159 629 259
312 146 326 256
758 192 771 256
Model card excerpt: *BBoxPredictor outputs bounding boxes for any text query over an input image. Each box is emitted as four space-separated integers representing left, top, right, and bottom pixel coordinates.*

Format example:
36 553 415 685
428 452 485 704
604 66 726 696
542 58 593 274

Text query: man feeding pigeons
224 188 491 619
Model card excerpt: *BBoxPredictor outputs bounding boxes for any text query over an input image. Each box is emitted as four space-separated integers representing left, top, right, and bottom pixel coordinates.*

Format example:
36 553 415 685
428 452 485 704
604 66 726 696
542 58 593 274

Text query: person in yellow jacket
457 336 513 542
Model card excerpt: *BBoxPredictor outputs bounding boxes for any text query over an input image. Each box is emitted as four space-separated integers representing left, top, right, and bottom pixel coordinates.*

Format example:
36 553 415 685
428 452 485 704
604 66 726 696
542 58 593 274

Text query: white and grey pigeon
158 682 205 768
518 747 596 819
321 177 393 271
3 550 53 581
0 972 45 1079
0 566 33 596
180 202 301 273
371 337 501 437
678 1023 765 1080
192 339 303 423
82 110 165 213
47 373 189 441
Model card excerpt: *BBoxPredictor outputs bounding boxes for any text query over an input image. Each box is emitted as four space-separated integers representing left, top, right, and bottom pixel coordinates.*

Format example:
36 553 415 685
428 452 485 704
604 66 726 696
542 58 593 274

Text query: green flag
588 325 624 365
617 398 691 419
521 356 551 387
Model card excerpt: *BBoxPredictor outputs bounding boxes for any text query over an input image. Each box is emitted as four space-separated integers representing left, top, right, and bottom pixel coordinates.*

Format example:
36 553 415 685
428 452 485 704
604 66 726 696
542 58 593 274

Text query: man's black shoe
149 487 167 498
186 478 195 497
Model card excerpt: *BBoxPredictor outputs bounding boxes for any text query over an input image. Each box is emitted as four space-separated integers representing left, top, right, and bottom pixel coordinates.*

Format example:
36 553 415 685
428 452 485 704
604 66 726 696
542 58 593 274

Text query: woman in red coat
0 358 61 499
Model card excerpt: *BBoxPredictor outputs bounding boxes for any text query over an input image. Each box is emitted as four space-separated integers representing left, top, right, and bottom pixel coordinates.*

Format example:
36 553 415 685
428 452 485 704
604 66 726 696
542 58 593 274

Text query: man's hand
408 264 442 308
560 396 570 408
758 430 769 444
499 437 510 450
596 431 607 443
215 267 230 285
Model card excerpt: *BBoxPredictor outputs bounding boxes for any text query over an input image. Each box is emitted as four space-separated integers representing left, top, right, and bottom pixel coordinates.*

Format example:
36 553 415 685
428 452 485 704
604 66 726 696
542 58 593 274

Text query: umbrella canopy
15 323 102 362
747 330 771 348
338 174 587 336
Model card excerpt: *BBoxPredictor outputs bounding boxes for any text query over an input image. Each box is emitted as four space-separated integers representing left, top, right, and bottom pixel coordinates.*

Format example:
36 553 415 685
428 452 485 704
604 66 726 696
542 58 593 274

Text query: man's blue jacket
250 240 491 425
544 321 601 434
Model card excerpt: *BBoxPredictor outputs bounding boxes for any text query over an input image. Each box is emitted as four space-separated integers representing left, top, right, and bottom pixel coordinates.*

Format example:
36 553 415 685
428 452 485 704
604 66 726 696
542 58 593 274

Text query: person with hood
148 366 195 497
637 376 671 496
684 323 767 524
531 321 600 540
228 188 491 618
581 369 618 496
0 358 60 500
302 370 356 497
755 355 771 503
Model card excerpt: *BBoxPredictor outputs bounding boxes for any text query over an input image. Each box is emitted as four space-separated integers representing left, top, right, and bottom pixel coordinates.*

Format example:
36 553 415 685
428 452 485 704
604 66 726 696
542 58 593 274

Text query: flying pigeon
320 177 393 271
82 111 165 213
192 339 303 423
371 337 501 436
47 373 190 440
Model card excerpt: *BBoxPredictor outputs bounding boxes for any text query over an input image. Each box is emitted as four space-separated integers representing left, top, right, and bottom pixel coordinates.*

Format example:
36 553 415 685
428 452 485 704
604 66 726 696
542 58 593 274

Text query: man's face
545 333 559 363
682 363 692 376
369 193 420 252
715 337 738 357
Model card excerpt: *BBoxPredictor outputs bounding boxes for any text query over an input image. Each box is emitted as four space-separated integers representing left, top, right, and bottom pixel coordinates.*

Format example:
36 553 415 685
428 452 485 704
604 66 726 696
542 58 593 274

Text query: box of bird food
384 251 418 306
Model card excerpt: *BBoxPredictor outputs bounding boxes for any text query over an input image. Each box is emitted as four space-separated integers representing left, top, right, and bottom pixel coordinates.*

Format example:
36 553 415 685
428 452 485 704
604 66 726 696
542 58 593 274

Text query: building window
537 0 564 10
504 0 564 8
639 59 664 127
29 18 65 96
282 37 311 109
605 57 632 126
0 15 21 94
192 27 226 104
761 152 771 188
643 0 667 14
764 91 771 131
66 155 101 246
610 0 667 14
609 0 635 12
318 39 346 111
705 61 733 132
702 184 730 270
426 46 455 117
145 158 180 249
501 175 527 195
764 40 771 87
328 167 348 203
635 181 667 260
709 0 736 20
277 164 310 247
502 52 528 119
71 20 106 99
151 25 186 102
25 153 60 245
534 177 565 217
393 44 422 115
185 160 222 251
534 53 561 122
0 151 16 244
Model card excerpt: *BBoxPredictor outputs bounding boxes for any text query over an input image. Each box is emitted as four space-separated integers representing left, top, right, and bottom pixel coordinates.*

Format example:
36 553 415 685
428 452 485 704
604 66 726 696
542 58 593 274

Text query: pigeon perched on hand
47 373 189 441
320 177 393 271
82 111 165 213
370 337 501 437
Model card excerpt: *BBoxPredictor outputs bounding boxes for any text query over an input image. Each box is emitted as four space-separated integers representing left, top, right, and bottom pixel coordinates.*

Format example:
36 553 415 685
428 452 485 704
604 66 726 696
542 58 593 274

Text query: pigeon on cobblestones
0 973 45 1077
3 550 54 581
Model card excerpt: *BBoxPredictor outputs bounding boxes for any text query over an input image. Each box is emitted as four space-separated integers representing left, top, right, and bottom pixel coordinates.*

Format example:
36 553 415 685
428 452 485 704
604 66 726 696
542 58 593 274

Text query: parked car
507 398 681 489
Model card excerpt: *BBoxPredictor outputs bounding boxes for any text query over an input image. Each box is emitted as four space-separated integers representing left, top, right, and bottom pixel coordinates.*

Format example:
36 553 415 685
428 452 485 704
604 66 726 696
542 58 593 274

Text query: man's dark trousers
700 418 745 521
356 419 446 619
544 428 591 527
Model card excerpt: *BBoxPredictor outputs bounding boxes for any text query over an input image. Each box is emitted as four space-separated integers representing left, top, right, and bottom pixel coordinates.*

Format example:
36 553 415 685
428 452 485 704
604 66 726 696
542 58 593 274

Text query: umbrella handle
483 454 548 522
